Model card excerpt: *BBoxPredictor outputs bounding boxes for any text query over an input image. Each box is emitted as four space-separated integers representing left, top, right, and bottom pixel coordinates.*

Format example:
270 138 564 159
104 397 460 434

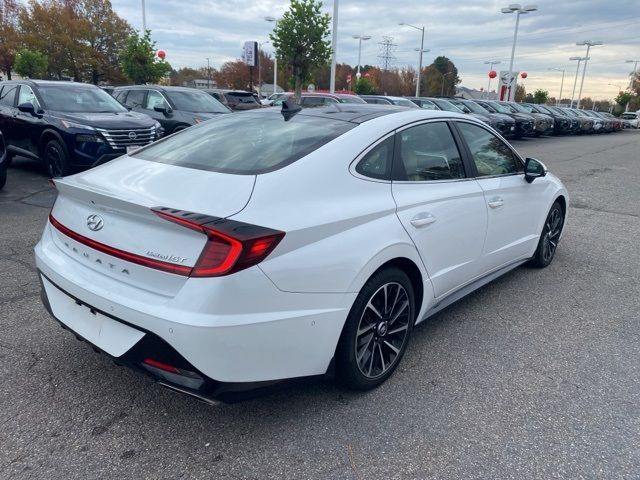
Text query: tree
270 0 332 100
14 48 48 78
514 84 526 102
0 0 21 80
422 57 460 96
120 30 171 84
354 77 374 95
532 89 549 104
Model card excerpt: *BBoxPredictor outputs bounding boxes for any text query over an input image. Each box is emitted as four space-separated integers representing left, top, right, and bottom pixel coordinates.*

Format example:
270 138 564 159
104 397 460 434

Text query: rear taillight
152 207 285 277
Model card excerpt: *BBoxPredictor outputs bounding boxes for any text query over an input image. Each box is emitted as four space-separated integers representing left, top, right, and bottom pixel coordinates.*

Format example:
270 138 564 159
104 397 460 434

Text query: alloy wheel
355 282 411 379
45 143 64 178
542 208 563 262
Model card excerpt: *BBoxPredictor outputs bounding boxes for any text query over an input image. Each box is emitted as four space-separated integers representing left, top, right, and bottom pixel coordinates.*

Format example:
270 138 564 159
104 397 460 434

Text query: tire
42 139 72 178
336 267 415 390
530 202 564 268
0 160 6 190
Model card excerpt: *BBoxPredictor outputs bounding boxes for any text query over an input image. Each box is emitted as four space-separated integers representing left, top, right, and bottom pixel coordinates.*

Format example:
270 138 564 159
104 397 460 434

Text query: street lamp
141 0 146 32
257 41 270 98
626 59 640 75
548 67 565 106
569 56 588 108
205 57 211 89
265 16 279 97
352 35 371 80
330 0 339 93
399 22 426 97
484 60 501 97
575 40 603 109
501 4 537 101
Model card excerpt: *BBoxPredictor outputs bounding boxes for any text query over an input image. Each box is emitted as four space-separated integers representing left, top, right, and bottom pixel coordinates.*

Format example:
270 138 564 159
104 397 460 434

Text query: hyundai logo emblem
86 214 104 232
128 131 137 140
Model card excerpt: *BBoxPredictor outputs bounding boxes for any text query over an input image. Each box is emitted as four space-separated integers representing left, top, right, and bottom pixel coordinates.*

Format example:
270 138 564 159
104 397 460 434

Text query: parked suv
0 130 7 189
113 86 230 134
0 80 162 177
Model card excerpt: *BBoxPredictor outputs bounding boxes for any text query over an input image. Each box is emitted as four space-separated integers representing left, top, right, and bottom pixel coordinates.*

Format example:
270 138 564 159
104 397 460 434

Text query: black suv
113 86 230 134
0 130 7 189
0 80 162 177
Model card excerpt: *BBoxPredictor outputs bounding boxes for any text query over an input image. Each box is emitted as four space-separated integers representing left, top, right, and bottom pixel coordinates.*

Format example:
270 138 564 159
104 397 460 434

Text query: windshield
226 92 258 104
462 101 490 114
486 101 512 114
132 112 354 174
432 99 463 112
391 98 419 108
518 104 535 113
507 102 529 113
535 105 553 114
622 113 637 119
338 96 366 104
38 85 127 113
448 100 471 113
166 90 229 113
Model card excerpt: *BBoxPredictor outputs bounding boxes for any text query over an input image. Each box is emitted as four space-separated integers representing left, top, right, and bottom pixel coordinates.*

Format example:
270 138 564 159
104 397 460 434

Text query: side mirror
524 157 547 183
153 105 172 115
17 102 38 116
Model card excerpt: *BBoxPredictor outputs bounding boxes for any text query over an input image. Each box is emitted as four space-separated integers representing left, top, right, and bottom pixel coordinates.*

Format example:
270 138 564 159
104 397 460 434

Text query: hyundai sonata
36 104 568 403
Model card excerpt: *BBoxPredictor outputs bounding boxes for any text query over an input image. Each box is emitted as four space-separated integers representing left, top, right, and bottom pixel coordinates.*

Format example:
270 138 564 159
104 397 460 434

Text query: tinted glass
486 101 512 114
132 112 354 174
145 90 169 110
457 122 517 177
392 98 419 108
397 122 465 181
226 92 258 104
337 95 366 104
432 99 463 113
38 85 127 112
356 137 394 180
166 90 228 113
0 85 18 107
17 85 41 109
462 101 490 114
301 96 326 106
113 90 127 103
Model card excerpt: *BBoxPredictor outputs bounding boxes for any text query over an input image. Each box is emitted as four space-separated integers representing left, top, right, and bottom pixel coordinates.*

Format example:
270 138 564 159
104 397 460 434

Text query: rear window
166 90 229 113
131 112 355 174
226 92 258 104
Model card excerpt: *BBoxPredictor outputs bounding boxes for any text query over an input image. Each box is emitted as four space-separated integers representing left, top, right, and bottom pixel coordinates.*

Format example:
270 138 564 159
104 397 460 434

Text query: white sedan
36 104 568 403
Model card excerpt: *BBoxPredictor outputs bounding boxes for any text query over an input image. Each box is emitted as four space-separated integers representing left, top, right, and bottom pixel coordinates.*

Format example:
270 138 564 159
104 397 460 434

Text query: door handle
488 197 504 208
410 213 436 227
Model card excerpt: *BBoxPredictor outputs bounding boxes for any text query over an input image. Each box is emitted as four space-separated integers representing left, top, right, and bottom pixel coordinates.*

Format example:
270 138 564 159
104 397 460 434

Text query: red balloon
488 70 497 79
157 50 166 60
520 72 528 79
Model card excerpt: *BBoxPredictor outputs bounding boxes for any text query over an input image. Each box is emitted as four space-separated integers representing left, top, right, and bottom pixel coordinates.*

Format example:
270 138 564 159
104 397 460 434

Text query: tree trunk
294 66 302 103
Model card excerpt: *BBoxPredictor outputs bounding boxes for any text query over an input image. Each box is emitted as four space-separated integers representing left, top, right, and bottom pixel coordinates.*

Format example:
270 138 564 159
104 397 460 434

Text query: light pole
265 17 279 97
627 59 640 75
439 71 454 96
484 60 501 97
399 23 426 97
330 0 339 93
206 57 211 89
257 41 270 98
352 35 371 81
569 56 588 108
501 4 537 101
576 40 603 109
548 67 565 106
141 0 146 32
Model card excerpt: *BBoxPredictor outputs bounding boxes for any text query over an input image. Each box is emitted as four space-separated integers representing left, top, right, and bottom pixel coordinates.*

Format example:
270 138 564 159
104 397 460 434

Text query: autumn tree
514 84 526 102
422 57 460 97
120 30 171 84
14 48 48 78
270 0 332 100
0 0 21 80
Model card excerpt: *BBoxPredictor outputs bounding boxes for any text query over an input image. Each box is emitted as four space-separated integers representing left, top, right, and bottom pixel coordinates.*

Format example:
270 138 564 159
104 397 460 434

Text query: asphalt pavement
1 131 639 479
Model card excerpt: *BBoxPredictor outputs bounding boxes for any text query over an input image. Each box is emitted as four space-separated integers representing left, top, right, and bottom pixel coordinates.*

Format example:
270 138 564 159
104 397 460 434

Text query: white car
36 104 568 403
621 111 639 128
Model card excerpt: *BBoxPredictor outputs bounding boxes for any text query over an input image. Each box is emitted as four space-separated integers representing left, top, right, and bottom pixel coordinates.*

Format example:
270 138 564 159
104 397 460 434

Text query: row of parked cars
0 79 634 190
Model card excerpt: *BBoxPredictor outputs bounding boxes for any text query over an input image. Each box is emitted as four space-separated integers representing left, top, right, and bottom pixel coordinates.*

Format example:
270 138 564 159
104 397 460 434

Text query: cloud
112 0 639 99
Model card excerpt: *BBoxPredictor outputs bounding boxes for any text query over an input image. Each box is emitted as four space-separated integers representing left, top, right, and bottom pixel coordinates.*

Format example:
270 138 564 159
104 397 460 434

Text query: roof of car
204 89 254 94
269 103 464 124
1 80 97 88
112 85 205 93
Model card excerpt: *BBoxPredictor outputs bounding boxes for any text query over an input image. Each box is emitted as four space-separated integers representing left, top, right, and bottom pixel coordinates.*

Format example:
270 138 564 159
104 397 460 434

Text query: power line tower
378 36 397 71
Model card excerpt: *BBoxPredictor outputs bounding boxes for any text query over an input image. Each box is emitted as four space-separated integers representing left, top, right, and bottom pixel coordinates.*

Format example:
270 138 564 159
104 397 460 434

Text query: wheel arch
38 129 67 159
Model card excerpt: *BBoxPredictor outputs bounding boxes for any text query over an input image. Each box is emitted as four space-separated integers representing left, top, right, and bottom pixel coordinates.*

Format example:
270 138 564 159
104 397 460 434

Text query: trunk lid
49 157 255 295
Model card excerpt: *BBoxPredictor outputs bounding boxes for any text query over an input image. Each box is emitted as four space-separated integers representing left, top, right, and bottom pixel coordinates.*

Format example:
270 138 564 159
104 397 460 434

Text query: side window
356 136 394 180
396 122 465 181
145 90 168 110
301 96 324 107
113 90 127 103
456 122 518 177
0 85 18 107
17 85 41 110
124 89 145 108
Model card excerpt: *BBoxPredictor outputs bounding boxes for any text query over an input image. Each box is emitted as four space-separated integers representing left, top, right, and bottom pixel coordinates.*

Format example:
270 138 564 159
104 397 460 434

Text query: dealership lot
1 131 639 479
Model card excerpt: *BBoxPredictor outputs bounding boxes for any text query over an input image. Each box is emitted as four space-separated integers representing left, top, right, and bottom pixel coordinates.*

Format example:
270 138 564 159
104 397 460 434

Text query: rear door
454 120 546 273
391 120 487 298
0 84 19 149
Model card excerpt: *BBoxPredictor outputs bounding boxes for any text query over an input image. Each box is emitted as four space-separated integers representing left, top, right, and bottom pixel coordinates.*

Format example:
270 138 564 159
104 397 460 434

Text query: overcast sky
111 0 639 100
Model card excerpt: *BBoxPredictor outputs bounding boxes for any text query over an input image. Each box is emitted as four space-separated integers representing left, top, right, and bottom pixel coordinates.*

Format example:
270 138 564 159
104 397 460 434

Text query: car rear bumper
35 222 355 400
